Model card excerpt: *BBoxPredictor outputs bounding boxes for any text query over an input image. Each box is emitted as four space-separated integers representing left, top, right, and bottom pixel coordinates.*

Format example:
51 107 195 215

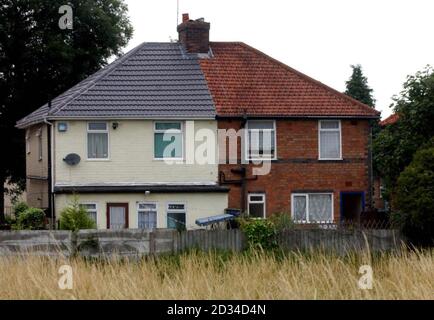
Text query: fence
277 229 403 254
174 229 245 252
0 228 403 258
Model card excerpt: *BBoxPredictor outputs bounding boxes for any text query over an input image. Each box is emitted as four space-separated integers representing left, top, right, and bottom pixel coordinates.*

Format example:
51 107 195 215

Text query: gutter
216 115 381 120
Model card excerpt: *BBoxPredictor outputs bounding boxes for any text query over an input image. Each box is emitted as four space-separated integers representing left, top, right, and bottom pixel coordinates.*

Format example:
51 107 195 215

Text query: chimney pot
182 13 189 23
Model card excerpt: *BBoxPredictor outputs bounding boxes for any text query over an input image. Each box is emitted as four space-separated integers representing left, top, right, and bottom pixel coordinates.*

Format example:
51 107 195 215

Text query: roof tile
200 42 380 118
17 42 215 128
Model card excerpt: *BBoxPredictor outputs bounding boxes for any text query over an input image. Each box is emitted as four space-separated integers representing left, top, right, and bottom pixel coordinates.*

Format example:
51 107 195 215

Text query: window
319 120 341 160
248 193 266 218
166 203 186 229
137 202 157 229
154 122 183 159
37 129 43 161
87 122 109 159
58 122 68 132
80 203 97 225
246 120 276 160
26 132 30 154
291 193 333 223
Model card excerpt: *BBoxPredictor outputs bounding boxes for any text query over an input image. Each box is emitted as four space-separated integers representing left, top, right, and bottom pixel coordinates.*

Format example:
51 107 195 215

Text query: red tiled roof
380 113 399 126
200 42 380 118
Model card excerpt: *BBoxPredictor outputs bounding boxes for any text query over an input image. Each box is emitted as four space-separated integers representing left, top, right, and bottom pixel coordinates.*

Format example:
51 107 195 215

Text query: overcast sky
124 0 434 119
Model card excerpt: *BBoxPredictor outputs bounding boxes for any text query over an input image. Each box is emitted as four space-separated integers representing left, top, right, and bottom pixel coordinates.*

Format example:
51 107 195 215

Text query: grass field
0 248 433 300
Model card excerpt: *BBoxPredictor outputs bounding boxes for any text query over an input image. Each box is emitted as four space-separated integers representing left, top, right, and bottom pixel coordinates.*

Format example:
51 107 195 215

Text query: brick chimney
177 13 210 54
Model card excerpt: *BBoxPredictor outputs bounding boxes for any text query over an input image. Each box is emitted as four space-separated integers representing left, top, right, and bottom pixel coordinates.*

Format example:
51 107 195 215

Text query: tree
345 64 376 107
0 0 133 222
393 141 434 246
373 66 434 195
59 197 96 231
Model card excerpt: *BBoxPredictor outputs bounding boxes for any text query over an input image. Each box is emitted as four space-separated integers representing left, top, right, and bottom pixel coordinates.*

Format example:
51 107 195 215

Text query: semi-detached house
17 14 380 229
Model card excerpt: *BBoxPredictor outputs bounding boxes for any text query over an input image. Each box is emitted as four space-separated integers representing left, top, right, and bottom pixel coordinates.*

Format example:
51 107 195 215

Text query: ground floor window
291 193 333 223
167 203 186 230
79 203 97 225
248 193 266 218
137 202 157 229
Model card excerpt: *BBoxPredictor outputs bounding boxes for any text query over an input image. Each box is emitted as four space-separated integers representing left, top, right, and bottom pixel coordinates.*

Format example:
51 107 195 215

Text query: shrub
15 208 46 230
269 213 294 231
393 145 434 246
59 199 96 231
13 201 29 218
239 218 277 250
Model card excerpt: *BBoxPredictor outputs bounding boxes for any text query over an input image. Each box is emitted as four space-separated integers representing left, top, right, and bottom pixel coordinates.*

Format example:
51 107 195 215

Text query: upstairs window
26 132 30 154
37 128 43 161
80 203 97 225
87 122 109 159
319 120 341 160
154 122 183 159
246 120 276 160
138 202 157 229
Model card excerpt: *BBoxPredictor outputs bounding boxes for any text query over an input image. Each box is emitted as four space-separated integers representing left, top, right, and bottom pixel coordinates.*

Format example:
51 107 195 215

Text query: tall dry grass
0 248 433 300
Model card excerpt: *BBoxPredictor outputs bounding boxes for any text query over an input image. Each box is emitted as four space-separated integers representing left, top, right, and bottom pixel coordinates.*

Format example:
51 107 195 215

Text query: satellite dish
63 153 81 166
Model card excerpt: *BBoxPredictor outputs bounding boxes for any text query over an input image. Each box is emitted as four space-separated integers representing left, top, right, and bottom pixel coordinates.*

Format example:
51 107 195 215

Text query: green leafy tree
59 197 96 231
373 66 434 195
0 0 133 222
345 64 376 107
393 142 434 245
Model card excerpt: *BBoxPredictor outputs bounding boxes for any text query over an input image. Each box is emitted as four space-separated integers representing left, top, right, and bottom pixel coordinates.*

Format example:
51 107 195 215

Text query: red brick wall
218 119 371 221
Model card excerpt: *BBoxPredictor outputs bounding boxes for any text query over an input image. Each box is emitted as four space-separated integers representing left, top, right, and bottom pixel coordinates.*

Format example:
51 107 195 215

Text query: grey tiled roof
16 42 215 128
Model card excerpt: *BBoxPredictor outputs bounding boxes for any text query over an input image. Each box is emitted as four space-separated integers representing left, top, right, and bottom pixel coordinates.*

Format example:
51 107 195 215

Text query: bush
15 208 46 230
13 202 29 218
59 199 96 231
269 213 294 231
239 218 277 250
393 145 434 246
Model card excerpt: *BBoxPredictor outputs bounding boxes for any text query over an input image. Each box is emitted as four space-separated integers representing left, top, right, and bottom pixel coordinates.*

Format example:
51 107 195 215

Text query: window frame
86 121 110 161
79 202 98 226
153 121 184 161
291 193 334 223
245 120 277 161
318 120 342 160
36 128 43 161
247 193 266 219
166 202 186 229
26 132 30 154
137 201 158 230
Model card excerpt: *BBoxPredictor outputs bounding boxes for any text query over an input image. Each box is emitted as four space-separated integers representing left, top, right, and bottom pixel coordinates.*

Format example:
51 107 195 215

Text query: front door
340 192 364 223
107 203 129 229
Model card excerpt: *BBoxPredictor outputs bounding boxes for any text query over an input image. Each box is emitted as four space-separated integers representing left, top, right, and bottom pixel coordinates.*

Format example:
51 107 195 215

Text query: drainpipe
44 117 55 229
240 114 248 214
367 120 374 211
